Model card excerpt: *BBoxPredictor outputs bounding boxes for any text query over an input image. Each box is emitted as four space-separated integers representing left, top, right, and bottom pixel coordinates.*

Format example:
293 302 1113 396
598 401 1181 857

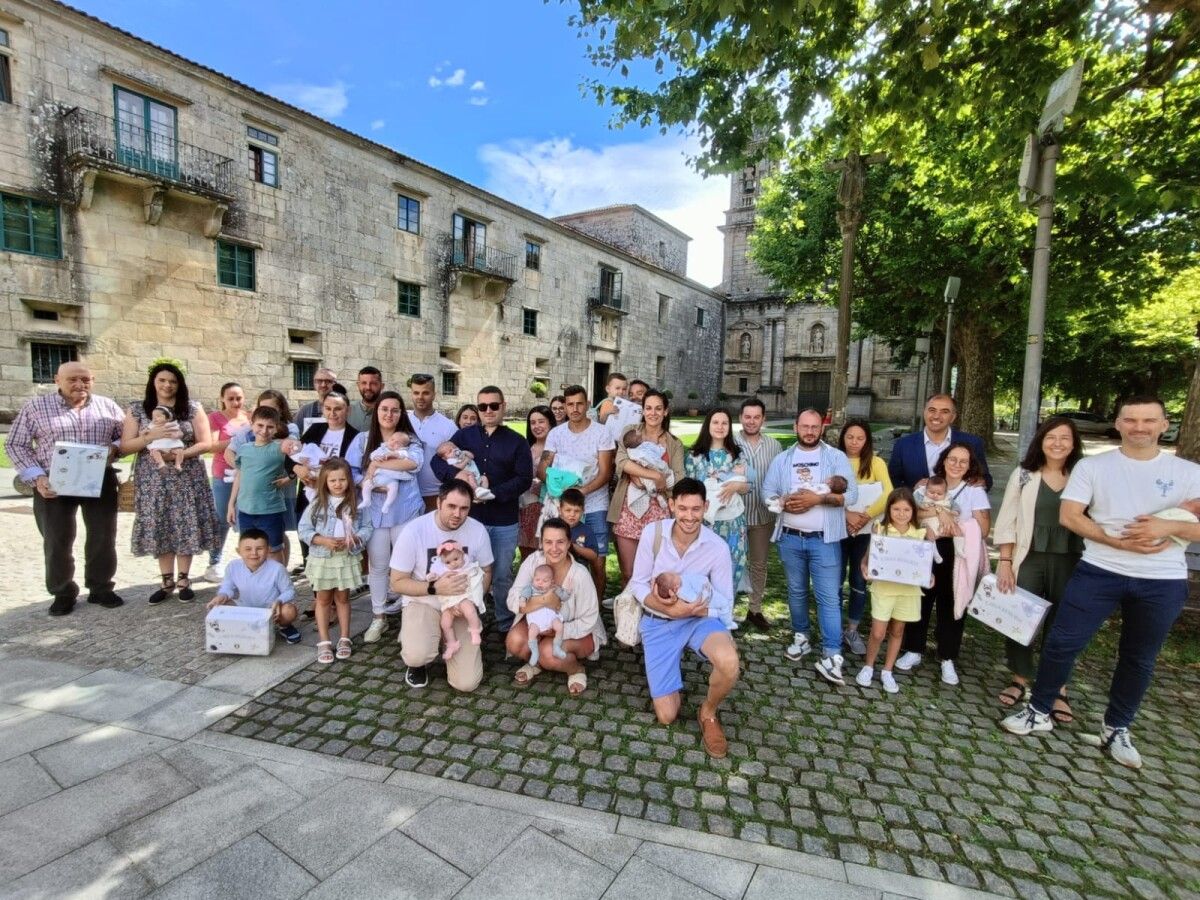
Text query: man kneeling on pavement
628 478 740 758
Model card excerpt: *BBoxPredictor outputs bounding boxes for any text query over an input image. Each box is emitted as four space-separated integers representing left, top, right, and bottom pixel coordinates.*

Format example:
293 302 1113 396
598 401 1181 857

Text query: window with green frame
217 241 255 290
1 193 61 258
397 280 420 317
31 342 77 383
293 360 316 390
522 308 538 336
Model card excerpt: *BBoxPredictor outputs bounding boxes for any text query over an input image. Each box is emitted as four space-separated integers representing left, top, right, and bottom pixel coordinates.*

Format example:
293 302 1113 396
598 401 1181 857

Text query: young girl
855 487 935 694
298 459 372 664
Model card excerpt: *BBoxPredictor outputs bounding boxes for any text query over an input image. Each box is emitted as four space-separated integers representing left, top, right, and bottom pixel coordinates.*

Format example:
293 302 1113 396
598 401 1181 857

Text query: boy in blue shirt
559 488 599 572
228 406 289 563
207 529 301 644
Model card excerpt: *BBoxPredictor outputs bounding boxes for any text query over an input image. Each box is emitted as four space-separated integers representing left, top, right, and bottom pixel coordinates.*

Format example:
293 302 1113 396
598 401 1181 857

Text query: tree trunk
955 316 996 449
1179 353 1200 464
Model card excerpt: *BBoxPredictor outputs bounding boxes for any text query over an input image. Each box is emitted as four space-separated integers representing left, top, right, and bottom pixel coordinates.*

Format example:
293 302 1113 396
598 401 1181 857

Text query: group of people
11 360 1197 768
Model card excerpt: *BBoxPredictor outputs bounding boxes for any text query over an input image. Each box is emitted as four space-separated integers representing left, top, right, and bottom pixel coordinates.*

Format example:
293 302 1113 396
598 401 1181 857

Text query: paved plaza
1 451 1198 899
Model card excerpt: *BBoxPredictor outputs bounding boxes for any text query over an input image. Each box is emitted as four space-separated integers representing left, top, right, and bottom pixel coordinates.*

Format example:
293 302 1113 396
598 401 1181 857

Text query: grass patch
0 435 10 469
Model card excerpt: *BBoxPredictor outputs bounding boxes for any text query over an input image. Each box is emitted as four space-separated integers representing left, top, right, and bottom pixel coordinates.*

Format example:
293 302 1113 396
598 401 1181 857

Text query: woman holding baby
607 389 686 586
685 409 752 594
506 516 608 693
992 416 1083 720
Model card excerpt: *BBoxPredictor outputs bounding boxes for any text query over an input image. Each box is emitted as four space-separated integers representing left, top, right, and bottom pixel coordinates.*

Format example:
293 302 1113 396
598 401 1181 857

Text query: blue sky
73 0 731 286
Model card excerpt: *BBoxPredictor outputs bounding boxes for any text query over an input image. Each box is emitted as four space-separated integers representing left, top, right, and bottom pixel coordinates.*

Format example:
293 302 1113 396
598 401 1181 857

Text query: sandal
1051 693 1074 725
317 641 334 665
148 573 176 605
567 671 587 695
335 637 352 660
998 680 1029 707
513 663 541 687
176 573 195 603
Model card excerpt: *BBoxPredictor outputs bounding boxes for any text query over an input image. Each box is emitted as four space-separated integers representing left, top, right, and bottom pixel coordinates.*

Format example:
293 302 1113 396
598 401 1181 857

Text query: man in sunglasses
292 367 338 431
408 373 457 511
431 385 531 632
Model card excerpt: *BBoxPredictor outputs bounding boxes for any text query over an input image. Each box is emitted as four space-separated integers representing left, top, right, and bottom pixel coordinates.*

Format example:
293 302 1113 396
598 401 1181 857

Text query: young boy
207 529 302 644
558 488 602 595
228 406 289 563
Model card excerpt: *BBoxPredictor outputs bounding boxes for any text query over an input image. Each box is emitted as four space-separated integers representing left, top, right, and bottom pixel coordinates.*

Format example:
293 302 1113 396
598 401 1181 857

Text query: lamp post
940 277 961 394
912 330 932 431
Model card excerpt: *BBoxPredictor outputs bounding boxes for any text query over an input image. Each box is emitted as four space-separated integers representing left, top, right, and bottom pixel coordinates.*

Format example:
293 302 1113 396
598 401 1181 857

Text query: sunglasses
477 402 502 412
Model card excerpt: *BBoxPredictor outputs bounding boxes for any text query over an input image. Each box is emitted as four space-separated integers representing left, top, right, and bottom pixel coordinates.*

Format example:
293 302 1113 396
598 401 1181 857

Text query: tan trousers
399 601 483 692
745 523 774 614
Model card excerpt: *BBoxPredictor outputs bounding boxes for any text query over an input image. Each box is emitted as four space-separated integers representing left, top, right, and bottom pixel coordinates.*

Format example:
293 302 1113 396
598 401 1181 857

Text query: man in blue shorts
629 478 740 758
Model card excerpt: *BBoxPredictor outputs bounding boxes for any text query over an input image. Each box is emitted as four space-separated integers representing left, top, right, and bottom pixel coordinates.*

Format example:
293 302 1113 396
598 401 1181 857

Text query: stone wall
553 205 689 279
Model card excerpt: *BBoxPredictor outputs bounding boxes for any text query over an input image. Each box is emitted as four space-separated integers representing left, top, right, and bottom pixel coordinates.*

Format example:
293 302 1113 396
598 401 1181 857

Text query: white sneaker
785 632 811 661
602 596 614 610
815 653 845 685
880 670 900 694
203 564 223 583
363 618 388 644
1102 724 1143 770
895 651 922 671
855 665 874 687
1000 703 1053 735
941 660 960 685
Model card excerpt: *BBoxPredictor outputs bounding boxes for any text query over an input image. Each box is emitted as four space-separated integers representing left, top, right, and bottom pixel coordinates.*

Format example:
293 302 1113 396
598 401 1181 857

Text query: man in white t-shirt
1003 397 1200 770
390 481 494 691
540 385 615 596
407 373 458 511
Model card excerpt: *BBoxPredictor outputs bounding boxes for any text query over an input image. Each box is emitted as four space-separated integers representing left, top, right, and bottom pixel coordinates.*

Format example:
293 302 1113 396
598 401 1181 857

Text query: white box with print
866 534 934 588
205 605 275 656
968 574 1051 646
48 441 109 498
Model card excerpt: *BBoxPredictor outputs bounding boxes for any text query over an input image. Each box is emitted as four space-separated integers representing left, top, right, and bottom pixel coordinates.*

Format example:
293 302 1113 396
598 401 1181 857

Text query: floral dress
130 401 222 557
685 448 748 593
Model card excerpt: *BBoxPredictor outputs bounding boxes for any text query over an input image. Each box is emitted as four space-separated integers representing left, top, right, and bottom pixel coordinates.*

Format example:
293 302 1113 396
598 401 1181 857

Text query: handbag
117 463 136 513
612 521 665 647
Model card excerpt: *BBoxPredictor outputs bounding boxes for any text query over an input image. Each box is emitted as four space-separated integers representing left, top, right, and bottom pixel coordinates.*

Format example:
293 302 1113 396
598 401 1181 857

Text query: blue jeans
210 476 233 566
486 522 520 632
1031 561 1187 729
841 533 870 624
584 510 610 556
778 532 843 655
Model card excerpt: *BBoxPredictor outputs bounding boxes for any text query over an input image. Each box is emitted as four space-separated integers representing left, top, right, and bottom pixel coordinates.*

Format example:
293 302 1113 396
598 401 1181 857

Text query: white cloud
477 135 729 288
370 119 385 131
468 96 489 107
470 80 486 91
269 81 349 118
429 67 467 88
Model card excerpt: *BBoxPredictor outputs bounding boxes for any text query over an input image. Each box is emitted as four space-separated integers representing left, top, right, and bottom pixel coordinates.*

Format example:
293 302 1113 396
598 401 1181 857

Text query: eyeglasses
477 402 502 412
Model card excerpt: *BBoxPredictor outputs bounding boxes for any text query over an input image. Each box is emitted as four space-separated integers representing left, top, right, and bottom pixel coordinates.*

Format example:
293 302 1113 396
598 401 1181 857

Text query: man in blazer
888 393 992 492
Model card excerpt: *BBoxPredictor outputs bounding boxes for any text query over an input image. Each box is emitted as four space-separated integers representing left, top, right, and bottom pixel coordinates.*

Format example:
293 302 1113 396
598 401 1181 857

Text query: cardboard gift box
205 605 276 656
49 441 110 498
866 534 935 588
968 574 1052 646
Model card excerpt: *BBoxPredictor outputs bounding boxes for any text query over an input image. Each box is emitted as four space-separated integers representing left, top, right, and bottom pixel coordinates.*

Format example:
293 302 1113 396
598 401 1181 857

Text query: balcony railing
588 289 627 314
446 235 518 282
62 107 236 199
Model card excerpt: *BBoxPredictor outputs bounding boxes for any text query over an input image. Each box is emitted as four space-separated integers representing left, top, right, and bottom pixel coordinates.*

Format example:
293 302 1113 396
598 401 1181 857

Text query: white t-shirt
781 448 825 532
319 428 345 460
1063 449 1200 579
389 512 495 608
545 421 616 514
942 482 991 523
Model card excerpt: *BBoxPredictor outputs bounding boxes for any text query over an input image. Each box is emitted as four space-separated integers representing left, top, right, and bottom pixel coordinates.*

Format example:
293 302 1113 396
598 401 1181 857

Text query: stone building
0 0 725 419
718 157 922 422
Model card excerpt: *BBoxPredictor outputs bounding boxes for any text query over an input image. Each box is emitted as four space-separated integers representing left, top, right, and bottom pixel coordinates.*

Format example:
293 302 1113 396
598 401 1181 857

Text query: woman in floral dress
684 408 753 594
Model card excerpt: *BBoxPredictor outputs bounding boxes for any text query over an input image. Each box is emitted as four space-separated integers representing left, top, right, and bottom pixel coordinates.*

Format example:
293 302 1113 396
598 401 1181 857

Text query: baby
703 462 749 524
359 432 416 513
653 570 735 630
146 405 185 471
281 438 325 502
1151 497 1200 548
764 475 848 515
437 441 494 501
915 476 962 558
518 563 570 666
622 430 675 516
428 540 485 660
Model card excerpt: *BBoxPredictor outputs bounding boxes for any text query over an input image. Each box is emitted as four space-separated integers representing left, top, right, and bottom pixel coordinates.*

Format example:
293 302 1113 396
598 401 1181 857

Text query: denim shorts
237 511 286 551
584 510 609 556
641 614 727 699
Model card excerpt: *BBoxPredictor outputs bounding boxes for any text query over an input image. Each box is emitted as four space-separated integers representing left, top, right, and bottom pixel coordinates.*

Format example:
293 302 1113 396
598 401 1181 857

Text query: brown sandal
998 681 1029 707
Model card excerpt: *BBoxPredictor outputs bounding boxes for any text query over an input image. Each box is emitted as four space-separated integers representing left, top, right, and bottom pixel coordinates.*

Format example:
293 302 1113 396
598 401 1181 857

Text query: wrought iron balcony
61 107 236 201
446 235 518 282
588 289 627 314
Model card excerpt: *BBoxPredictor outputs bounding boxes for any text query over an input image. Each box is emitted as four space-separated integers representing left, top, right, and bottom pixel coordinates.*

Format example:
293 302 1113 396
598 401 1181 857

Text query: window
598 267 622 309
249 145 278 186
0 28 11 104
32 308 58 321
525 241 541 270
31 342 77 383
657 294 670 324
889 378 903 397
397 280 421 317
1 193 61 258
246 126 278 146
441 371 458 396
217 241 255 290
809 323 826 354
293 361 316 391
655 356 665 383
452 213 485 266
397 194 421 234
738 377 749 393
522 308 538 336
114 88 177 177
658 240 665 259
695 307 705 328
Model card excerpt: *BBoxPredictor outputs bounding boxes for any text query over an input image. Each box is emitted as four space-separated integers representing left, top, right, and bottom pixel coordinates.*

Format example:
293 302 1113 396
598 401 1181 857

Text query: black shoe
744 611 772 632
49 595 76 616
405 665 428 689
149 575 175 604
277 624 302 644
177 574 195 603
290 563 306 575
87 592 124 609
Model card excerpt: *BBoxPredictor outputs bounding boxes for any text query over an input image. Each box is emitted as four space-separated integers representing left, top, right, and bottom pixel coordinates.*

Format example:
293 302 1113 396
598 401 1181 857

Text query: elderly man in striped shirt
8 361 125 616
734 398 783 631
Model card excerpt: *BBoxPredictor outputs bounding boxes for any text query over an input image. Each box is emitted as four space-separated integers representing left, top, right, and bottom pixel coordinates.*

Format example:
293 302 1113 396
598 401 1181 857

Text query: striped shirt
735 432 783 527
8 391 125 483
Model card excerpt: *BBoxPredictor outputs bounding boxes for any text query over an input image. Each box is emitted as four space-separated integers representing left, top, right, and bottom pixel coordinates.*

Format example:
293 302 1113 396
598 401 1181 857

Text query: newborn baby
437 441 494 501
280 438 325 502
653 570 735 629
1152 497 1200 548
360 432 417 513
146 405 185 471
915 476 961 559
622 430 675 517
765 475 848 514
518 563 570 666
428 540 485 660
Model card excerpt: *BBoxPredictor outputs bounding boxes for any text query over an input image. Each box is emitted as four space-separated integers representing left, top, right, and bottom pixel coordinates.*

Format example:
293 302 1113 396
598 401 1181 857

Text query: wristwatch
427 580 436 595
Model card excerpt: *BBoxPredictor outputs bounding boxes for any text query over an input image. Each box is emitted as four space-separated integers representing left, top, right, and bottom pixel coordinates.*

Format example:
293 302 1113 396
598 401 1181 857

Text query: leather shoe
697 708 728 758
87 592 125 608
49 595 76 616
744 611 772 632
